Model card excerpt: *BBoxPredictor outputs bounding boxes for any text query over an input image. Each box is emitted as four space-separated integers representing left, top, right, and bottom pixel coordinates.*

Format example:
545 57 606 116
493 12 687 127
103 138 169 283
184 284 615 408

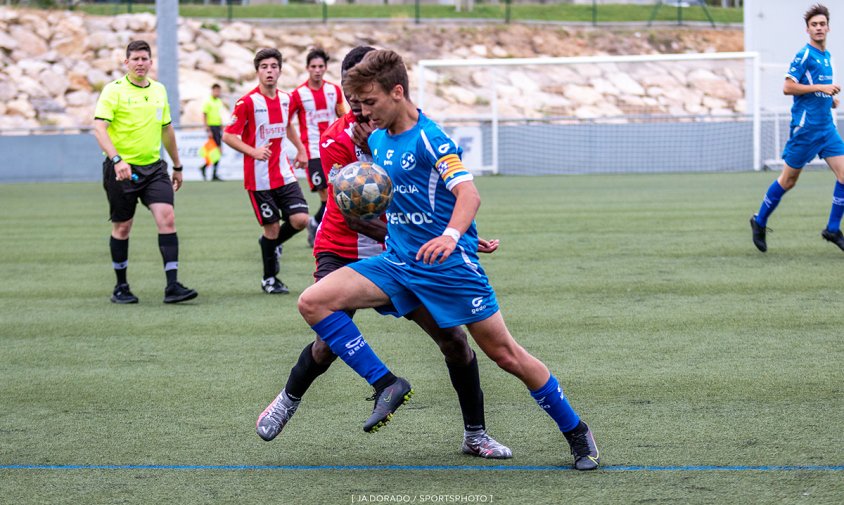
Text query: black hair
306 48 329 66
254 48 282 71
126 40 151 59
341 46 376 73
804 4 830 25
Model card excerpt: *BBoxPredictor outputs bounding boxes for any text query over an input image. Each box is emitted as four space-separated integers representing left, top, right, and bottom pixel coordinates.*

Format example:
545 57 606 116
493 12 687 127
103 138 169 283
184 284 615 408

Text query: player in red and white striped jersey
287 48 347 247
256 47 511 460
312 108 384 261
223 48 310 294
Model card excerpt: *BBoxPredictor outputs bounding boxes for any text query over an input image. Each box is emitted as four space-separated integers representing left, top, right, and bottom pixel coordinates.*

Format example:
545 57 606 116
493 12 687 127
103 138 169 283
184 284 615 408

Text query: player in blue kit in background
751 3 844 252
297 49 600 470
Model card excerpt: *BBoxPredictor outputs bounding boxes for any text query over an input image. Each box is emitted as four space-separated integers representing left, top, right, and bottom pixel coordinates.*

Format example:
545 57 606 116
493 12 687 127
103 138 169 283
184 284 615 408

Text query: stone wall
0 8 744 129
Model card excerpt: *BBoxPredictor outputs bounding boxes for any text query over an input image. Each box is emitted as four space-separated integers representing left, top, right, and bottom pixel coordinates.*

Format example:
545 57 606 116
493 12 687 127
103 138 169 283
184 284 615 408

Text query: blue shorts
782 125 844 169
348 250 500 328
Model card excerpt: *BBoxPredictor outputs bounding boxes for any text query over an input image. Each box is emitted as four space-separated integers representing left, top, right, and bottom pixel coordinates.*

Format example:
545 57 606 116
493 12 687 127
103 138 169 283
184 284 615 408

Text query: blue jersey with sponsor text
368 111 478 269
786 44 836 128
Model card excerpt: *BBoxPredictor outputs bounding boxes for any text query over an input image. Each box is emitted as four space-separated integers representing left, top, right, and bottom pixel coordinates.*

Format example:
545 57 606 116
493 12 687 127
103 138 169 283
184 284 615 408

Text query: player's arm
161 123 184 191
477 237 499 254
92 119 132 182
93 85 134 182
202 111 212 138
417 180 481 265
345 216 387 243
286 95 309 168
783 78 840 96
286 121 308 168
222 132 269 161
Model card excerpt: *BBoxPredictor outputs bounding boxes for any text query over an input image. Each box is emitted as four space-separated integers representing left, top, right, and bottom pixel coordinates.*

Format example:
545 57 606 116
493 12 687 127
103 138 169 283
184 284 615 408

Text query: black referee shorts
102 158 174 223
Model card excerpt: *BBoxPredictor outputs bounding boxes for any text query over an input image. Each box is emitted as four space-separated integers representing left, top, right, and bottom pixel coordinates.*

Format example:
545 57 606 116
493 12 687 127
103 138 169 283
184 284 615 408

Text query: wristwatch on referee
172 165 183 172
111 154 122 164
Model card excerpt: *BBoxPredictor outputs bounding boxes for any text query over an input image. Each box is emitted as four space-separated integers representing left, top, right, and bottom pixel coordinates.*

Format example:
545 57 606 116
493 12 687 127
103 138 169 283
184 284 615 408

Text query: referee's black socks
158 233 179 285
110 236 129 285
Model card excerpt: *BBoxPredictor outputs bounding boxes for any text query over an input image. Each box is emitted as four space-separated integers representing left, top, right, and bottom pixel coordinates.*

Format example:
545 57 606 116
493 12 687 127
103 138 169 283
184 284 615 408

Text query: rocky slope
0 8 744 129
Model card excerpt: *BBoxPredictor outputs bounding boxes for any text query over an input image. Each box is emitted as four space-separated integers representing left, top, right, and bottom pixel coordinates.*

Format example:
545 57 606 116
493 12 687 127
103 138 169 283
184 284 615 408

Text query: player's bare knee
777 172 799 190
112 221 132 239
487 347 522 376
297 291 316 321
290 213 309 230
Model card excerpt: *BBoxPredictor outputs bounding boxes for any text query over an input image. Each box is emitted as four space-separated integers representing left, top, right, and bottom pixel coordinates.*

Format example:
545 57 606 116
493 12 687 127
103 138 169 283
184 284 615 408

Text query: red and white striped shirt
315 111 385 260
289 80 344 159
225 86 297 191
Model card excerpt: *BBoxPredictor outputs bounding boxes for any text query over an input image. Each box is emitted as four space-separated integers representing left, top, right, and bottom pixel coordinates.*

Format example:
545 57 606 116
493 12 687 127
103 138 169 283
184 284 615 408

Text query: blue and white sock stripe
164 261 179 271
112 261 128 270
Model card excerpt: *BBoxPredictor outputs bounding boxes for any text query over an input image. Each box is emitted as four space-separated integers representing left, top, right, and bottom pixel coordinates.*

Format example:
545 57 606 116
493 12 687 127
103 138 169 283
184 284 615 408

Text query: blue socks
529 374 580 433
756 180 787 227
826 181 844 232
311 311 389 385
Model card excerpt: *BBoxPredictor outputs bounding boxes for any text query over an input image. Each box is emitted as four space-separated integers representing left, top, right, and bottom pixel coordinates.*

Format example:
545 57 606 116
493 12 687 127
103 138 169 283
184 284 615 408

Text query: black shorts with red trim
248 183 309 226
306 158 327 192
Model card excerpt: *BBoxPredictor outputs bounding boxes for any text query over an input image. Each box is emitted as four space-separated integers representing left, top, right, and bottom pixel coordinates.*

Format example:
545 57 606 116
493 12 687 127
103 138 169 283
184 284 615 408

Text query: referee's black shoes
111 283 139 304
750 215 768 252
163 282 198 304
821 228 844 252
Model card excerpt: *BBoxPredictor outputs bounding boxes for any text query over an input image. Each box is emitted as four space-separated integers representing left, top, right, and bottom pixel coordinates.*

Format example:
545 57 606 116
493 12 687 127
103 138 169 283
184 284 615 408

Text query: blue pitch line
2 464 843 472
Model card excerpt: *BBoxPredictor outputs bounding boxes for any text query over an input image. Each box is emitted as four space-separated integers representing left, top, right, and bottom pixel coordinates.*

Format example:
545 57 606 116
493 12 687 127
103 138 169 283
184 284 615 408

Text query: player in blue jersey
751 3 844 252
296 49 599 470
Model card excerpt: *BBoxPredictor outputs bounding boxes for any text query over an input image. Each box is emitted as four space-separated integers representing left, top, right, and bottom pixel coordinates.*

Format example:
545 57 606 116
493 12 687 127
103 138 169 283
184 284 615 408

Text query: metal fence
5 0 740 26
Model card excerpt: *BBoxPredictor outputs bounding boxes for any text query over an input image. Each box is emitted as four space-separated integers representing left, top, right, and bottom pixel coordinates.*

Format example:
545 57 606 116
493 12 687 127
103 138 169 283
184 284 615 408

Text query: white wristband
442 227 461 243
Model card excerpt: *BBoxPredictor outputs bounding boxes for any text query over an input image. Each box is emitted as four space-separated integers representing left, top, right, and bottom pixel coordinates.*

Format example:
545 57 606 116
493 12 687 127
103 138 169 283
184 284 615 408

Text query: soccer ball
332 161 393 220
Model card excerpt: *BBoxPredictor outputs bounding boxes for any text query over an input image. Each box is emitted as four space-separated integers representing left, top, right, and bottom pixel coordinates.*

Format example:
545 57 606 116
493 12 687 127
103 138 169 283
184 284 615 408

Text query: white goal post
415 52 763 175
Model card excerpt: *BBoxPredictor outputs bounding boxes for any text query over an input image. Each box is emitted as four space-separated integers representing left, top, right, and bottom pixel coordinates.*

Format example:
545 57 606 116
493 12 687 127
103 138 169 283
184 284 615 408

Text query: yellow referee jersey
94 75 171 165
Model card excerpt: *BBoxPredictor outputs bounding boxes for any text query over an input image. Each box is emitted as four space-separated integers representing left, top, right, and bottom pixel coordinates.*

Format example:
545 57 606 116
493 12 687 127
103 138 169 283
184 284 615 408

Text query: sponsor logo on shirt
258 123 286 141
394 185 419 194
307 109 335 124
386 212 434 225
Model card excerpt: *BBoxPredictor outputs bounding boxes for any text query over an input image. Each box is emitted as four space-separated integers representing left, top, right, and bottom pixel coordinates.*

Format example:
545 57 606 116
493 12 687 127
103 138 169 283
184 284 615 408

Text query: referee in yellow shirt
93 40 198 304
201 83 225 181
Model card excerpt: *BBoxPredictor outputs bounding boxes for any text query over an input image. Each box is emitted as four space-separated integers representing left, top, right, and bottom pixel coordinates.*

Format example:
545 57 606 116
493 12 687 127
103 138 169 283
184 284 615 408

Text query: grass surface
72 3 743 24
1 172 842 504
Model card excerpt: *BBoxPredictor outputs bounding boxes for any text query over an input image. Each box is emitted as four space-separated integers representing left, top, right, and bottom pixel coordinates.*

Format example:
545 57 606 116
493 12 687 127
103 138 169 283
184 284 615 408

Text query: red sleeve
288 89 301 117
224 96 250 136
320 134 355 175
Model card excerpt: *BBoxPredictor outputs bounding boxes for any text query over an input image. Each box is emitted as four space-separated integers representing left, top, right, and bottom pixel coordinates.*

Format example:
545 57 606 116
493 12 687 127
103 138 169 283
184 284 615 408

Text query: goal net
415 52 763 175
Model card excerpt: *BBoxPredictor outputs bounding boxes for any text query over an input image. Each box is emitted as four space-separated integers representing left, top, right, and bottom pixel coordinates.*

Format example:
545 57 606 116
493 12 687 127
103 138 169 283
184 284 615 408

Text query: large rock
65 90 97 107
6 98 36 119
218 22 253 43
0 80 18 102
693 79 743 101
609 73 646 96
8 25 48 58
0 29 18 51
443 85 478 106
41 69 69 97
179 68 218 102
87 30 115 51
564 84 603 106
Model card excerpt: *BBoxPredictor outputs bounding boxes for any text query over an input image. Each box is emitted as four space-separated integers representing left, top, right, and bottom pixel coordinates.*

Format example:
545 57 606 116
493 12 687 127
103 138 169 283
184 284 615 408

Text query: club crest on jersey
328 163 342 182
400 152 416 171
